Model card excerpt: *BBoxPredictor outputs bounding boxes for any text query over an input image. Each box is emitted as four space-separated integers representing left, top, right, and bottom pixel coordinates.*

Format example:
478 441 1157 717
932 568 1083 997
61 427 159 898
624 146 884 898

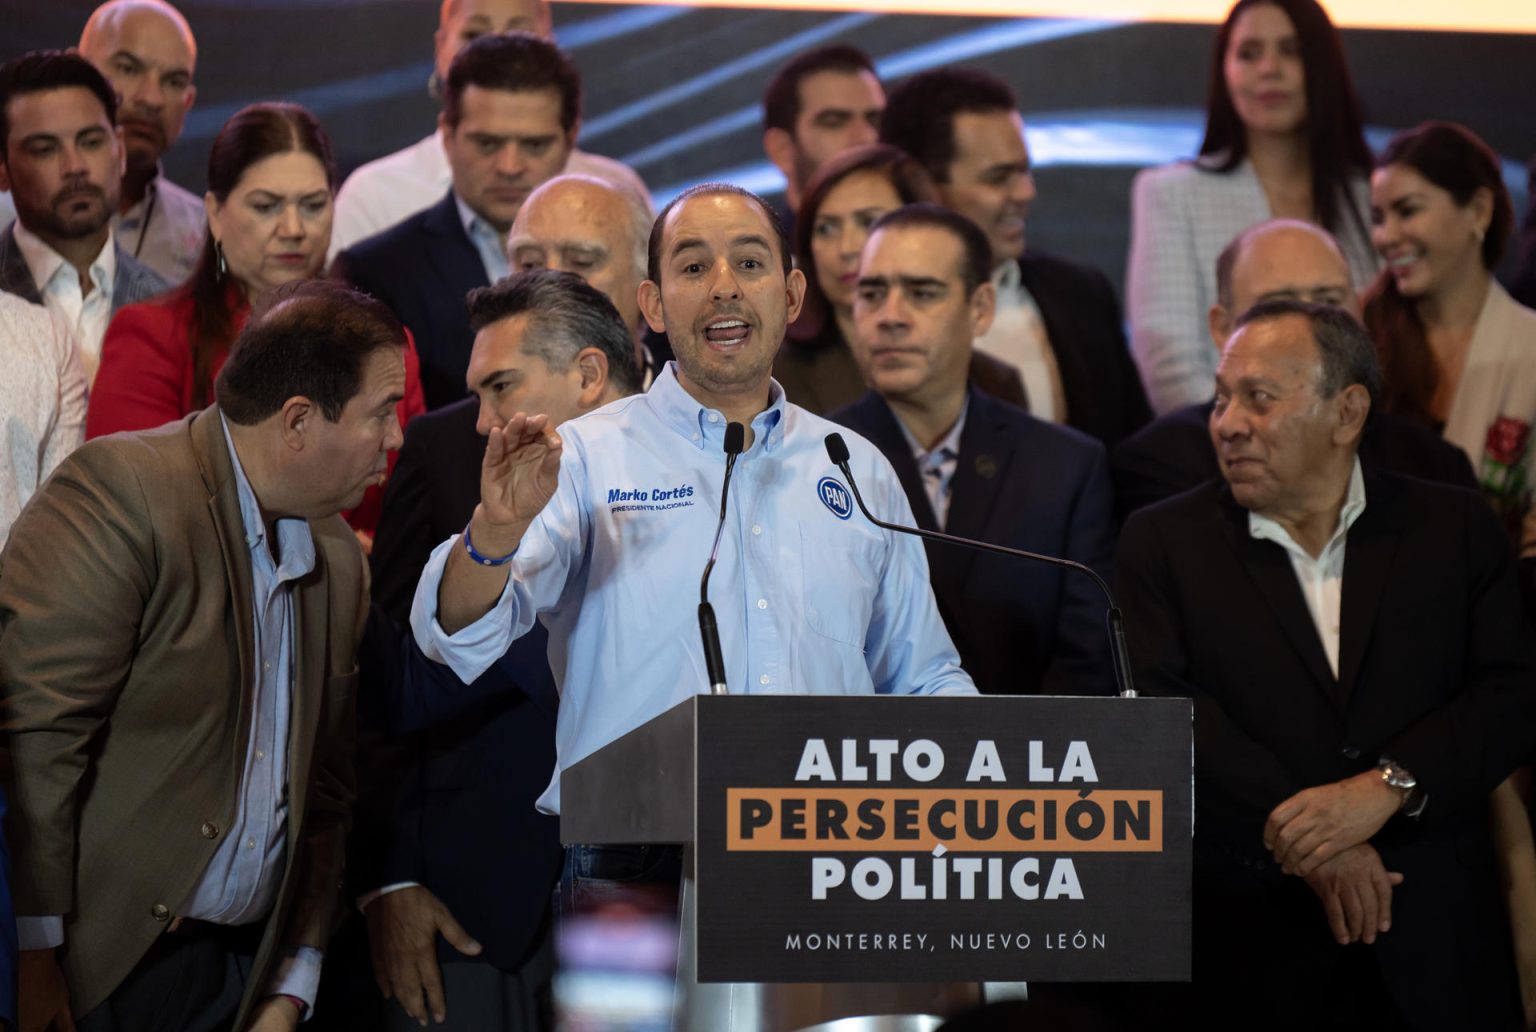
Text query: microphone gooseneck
822 432 1137 698
699 422 746 695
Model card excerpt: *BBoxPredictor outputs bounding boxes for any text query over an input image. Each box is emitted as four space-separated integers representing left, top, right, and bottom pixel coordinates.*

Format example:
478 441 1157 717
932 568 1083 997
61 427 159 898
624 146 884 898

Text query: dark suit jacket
832 388 1116 696
358 397 562 972
0 222 167 312
0 408 365 1020
1019 252 1151 449
1110 402 1480 522
1116 468 1536 1027
333 190 486 411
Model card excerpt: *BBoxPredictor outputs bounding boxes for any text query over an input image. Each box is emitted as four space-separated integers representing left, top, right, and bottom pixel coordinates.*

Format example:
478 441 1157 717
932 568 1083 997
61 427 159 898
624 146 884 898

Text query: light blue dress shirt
454 192 509 285
895 398 968 531
412 364 976 814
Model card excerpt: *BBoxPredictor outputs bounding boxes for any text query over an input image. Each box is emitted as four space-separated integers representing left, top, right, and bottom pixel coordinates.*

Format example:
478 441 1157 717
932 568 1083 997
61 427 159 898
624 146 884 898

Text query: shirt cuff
357 881 421 913
17 916 63 950
265 946 324 1020
409 534 521 684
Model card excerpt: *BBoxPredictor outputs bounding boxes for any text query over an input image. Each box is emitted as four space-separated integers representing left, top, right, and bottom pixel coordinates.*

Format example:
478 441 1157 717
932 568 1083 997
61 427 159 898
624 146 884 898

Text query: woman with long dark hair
87 102 424 534
1364 121 1535 539
1126 0 1377 413
773 143 1023 415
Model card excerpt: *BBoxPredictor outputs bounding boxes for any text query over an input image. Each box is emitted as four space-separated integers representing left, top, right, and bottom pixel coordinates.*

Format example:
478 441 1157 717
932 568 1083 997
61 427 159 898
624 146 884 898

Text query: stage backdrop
3 0 1532 291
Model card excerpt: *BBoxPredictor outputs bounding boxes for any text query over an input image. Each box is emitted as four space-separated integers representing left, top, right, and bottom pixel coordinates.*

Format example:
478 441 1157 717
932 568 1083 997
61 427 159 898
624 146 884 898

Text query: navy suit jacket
357 398 562 972
333 190 487 411
832 388 1116 696
1018 252 1151 450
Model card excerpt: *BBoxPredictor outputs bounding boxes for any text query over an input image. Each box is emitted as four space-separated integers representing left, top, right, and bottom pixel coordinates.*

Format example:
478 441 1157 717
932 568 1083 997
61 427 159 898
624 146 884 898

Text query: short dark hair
1235 298 1380 403
762 44 878 134
216 280 407 425
442 32 581 133
879 67 1016 184
868 203 992 296
0 50 117 155
467 269 642 397
646 183 790 285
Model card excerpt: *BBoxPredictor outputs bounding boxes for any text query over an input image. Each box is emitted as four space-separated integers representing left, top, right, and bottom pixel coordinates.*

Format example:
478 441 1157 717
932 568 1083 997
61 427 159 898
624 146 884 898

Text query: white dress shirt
1247 459 1367 677
12 221 116 384
974 258 1065 423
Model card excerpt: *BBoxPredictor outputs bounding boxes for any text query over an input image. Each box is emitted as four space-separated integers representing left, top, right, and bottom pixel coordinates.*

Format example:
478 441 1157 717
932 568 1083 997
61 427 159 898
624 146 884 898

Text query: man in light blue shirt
412 183 975 816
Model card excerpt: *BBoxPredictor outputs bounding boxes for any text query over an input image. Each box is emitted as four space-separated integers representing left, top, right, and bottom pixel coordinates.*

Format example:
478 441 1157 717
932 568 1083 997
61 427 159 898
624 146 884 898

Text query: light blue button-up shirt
194 420 321 1006
454 192 509 285
412 364 976 813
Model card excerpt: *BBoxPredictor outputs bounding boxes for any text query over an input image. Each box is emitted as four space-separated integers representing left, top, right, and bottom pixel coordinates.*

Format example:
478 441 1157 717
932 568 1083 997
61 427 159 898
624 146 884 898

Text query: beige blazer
1443 281 1536 524
0 406 367 1019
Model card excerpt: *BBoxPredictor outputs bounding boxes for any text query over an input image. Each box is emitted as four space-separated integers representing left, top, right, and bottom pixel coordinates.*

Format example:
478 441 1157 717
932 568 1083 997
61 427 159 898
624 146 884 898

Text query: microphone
823 432 1137 698
699 422 746 695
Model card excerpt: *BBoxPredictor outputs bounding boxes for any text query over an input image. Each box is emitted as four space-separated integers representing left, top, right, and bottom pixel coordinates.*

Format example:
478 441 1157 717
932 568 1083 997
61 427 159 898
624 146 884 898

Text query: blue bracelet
462 520 517 567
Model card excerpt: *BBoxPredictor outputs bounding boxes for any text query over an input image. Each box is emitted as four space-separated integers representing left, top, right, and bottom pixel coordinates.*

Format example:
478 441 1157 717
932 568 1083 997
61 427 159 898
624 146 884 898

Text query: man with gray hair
1116 298 1536 1028
506 172 660 379
359 269 638 1029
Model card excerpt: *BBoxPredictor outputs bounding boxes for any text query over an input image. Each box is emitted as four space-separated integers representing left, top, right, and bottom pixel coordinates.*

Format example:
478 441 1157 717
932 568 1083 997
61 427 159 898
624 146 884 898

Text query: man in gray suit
0 50 167 384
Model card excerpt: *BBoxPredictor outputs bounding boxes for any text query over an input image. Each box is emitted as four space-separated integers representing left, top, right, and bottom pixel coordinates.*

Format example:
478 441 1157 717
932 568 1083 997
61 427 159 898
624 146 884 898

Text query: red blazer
88 285 428 533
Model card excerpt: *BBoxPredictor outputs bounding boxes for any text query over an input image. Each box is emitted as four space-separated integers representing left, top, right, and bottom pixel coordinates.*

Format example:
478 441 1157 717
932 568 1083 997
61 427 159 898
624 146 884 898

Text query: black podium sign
694 695 1191 983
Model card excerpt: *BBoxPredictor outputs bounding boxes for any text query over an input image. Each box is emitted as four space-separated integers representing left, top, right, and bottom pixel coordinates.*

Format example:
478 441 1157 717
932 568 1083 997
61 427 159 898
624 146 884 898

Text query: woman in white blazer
1126 0 1377 414
1365 121 1536 543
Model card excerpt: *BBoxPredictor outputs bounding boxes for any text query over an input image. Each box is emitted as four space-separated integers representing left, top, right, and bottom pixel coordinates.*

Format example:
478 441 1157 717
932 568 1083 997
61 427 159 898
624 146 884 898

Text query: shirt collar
13 220 115 298
1248 457 1367 558
648 361 786 454
219 414 317 584
896 394 969 465
454 192 495 241
992 257 1021 292
118 163 166 222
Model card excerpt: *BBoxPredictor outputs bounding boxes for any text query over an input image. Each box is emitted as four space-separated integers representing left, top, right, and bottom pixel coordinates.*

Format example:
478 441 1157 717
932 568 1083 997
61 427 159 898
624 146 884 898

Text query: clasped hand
1264 770 1401 877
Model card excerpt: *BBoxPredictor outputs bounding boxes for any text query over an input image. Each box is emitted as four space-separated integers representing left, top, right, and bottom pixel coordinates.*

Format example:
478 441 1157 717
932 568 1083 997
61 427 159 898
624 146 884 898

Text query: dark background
4 1 1533 293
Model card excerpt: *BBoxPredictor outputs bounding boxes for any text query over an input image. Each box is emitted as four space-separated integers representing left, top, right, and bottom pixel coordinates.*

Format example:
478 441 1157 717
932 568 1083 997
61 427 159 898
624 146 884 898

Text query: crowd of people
0 0 1534 1029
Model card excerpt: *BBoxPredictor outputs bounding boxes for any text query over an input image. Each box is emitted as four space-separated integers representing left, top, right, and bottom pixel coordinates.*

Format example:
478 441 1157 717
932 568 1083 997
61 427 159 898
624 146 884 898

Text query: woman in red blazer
88 103 424 538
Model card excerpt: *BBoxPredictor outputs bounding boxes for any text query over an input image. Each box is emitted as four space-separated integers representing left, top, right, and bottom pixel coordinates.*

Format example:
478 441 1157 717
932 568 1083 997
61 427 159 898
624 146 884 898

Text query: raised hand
472 411 563 555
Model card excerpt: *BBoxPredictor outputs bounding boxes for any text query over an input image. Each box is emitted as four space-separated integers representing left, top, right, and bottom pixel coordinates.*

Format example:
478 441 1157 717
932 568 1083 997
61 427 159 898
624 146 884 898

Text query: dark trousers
77 922 261 1032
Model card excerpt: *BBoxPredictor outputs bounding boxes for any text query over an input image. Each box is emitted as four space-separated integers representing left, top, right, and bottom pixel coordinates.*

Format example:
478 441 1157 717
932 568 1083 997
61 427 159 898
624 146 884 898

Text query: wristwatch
1377 759 1427 818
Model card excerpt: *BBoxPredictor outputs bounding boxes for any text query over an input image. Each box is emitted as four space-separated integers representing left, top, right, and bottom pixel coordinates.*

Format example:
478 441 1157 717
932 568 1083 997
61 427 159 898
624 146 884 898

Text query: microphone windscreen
824 433 851 466
724 421 746 455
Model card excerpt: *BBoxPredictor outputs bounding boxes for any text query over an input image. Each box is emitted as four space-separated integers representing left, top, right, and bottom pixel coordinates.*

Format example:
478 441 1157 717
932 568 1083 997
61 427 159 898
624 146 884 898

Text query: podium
562 693 1192 1030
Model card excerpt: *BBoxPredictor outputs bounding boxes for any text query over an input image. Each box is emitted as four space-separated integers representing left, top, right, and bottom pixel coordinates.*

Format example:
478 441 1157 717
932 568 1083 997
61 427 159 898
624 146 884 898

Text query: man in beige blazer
0 280 407 1031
